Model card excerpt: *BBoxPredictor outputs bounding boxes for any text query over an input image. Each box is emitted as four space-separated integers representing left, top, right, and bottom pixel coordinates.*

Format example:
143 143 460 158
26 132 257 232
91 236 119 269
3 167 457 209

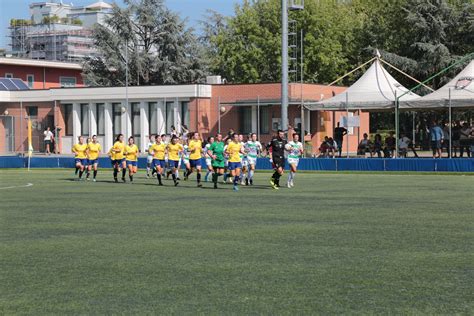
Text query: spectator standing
451 121 461 158
334 122 347 157
430 120 444 158
442 121 451 158
459 122 472 158
43 127 54 155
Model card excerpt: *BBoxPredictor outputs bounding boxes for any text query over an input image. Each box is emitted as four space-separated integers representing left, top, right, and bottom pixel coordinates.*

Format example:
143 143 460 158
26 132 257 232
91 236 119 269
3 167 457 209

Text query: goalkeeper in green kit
208 133 226 189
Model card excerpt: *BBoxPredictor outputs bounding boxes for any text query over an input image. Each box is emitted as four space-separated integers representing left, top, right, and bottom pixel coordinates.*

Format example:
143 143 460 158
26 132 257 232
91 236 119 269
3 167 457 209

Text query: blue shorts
112 159 125 166
189 159 201 168
126 160 137 167
228 161 242 171
87 159 98 166
152 159 166 168
75 158 87 166
168 160 180 168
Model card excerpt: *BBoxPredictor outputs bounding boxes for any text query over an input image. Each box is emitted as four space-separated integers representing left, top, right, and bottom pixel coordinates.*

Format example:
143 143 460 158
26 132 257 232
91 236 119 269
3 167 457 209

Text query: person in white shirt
398 133 411 158
244 133 263 185
286 133 303 188
146 135 155 178
43 127 54 155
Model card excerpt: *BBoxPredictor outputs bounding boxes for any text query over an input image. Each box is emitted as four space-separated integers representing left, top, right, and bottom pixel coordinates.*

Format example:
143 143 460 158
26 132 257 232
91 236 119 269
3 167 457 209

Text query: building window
131 103 141 148
64 104 73 136
181 101 190 129
5 73 13 78
112 103 122 138
165 101 174 134
80 103 89 136
27 74 34 88
239 106 252 134
27 106 38 118
148 102 157 136
60 76 76 87
96 103 105 136
259 106 270 134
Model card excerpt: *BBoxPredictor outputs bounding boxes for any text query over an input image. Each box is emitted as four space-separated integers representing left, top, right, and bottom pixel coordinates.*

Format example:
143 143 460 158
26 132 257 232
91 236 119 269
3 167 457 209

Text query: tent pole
395 91 399 158
346 92 349 158
449 88 452 159
218 96 221 134
412 112 416 148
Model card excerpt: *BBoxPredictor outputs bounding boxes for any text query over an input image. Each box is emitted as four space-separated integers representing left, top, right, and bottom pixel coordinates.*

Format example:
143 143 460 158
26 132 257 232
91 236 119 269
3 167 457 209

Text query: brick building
0 79 371 156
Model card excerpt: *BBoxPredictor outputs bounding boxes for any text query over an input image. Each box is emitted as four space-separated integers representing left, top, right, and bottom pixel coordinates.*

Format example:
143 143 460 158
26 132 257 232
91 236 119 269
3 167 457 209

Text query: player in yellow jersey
166 136 184 186
125 136 139 183
226 133 244 191
186 132 204 187
112 134 126 183
86 135 102 182
72 136 88 180
149 134 166 186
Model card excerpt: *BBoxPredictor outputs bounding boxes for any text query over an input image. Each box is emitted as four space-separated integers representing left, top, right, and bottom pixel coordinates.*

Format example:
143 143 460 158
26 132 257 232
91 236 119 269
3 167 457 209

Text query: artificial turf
0 169 473 314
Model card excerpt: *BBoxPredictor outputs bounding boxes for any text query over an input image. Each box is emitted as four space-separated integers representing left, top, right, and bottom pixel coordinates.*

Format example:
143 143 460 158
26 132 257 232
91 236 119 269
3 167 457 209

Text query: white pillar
104 102 113 151
72 103 81 143
122 101 132 140
139 101 149 153
174 98 181 132
157 100 165 135
251 106 257 133
89 103 97 137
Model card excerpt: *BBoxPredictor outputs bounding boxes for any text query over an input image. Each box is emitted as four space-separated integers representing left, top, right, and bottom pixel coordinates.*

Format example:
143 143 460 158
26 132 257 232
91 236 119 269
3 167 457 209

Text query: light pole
281 0 289 132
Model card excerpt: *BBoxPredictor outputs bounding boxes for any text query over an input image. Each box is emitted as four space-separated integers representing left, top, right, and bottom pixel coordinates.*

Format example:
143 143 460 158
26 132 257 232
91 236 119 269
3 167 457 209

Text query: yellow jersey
87 142 102 160
108 147 115 160
125 144 139 161
113 141 125 160
189 140 202 160
167 143 183 161
72 143 88 159
226 142 242 163
150 142 166 160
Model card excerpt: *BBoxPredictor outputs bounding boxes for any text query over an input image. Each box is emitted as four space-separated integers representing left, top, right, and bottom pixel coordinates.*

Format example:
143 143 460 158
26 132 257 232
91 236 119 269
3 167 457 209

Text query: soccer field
1 169 473 314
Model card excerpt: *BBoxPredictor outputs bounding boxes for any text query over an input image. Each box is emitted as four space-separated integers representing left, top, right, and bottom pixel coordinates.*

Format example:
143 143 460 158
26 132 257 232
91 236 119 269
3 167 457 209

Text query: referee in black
267 129 287 189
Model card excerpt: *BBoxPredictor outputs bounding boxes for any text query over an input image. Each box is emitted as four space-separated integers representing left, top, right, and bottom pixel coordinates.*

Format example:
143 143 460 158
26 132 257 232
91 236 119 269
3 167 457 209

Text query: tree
82 0 206 87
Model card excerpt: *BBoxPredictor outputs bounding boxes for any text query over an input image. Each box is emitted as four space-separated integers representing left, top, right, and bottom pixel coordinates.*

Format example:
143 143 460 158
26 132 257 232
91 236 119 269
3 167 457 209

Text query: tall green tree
83 0 205 86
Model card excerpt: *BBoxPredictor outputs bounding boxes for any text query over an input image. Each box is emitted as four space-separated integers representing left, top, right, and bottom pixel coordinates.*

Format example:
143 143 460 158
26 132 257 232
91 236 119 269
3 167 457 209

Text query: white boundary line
0 183 34 190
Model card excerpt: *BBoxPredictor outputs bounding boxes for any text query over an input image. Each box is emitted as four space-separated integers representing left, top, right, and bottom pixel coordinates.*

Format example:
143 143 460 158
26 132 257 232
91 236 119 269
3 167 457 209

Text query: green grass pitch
1 169 473 314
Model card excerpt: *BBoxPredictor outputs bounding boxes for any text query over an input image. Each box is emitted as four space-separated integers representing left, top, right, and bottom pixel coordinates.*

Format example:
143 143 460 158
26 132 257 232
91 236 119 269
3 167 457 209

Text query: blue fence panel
1 156 473 172
436 159 474 172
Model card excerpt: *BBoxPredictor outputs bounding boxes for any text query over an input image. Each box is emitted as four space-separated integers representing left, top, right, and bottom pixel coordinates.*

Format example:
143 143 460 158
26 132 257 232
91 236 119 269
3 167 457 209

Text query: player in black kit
267 130 287 190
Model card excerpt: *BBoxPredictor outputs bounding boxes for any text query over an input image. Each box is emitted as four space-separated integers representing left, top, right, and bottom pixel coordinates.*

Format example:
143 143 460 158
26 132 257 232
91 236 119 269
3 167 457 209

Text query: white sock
175 170 179 177
249 169 254 180
290 171 295 182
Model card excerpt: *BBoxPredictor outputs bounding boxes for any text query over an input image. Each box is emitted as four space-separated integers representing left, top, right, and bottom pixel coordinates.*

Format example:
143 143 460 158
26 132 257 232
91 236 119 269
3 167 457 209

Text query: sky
0 0 242 49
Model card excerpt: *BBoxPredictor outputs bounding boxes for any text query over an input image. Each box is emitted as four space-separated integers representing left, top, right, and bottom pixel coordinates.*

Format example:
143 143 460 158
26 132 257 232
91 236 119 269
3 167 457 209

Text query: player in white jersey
244 133 263 185
182 139 191 180
146 135 155 178
286 133 304 188
204 136 214 182
238 134 248 184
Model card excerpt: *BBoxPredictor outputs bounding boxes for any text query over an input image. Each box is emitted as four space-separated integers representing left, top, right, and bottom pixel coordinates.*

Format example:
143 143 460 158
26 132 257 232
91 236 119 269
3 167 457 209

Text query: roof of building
0 57 82 70
86 1 113 9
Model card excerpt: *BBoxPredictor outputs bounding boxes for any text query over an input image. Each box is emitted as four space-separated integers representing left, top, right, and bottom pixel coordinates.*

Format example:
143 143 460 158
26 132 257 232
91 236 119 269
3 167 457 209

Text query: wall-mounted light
220 106 226 113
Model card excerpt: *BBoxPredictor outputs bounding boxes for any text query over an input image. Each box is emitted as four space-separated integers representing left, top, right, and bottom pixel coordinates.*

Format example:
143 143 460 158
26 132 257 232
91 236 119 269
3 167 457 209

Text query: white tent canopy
305 59 420 111
401 60 474 109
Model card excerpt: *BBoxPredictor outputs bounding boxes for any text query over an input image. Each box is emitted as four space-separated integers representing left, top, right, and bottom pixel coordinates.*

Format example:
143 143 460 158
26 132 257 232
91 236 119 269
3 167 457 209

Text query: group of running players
72 130 303 190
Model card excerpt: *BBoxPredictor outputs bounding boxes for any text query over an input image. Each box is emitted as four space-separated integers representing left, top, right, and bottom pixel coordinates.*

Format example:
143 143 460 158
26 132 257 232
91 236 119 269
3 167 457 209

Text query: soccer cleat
174 181 179 187
197 183 203 188
158 182 163 186
86 177 90 181
245 178 249 186
93 179 97 182
122 177 126 183
287 182 291 188
270 178 275 186
290 181 294 187
114 178 118 183
233 185 239 191
214 183 218 189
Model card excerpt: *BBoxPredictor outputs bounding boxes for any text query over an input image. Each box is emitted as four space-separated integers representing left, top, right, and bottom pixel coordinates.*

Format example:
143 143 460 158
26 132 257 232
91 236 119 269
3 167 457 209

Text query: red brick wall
0 64 84 89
